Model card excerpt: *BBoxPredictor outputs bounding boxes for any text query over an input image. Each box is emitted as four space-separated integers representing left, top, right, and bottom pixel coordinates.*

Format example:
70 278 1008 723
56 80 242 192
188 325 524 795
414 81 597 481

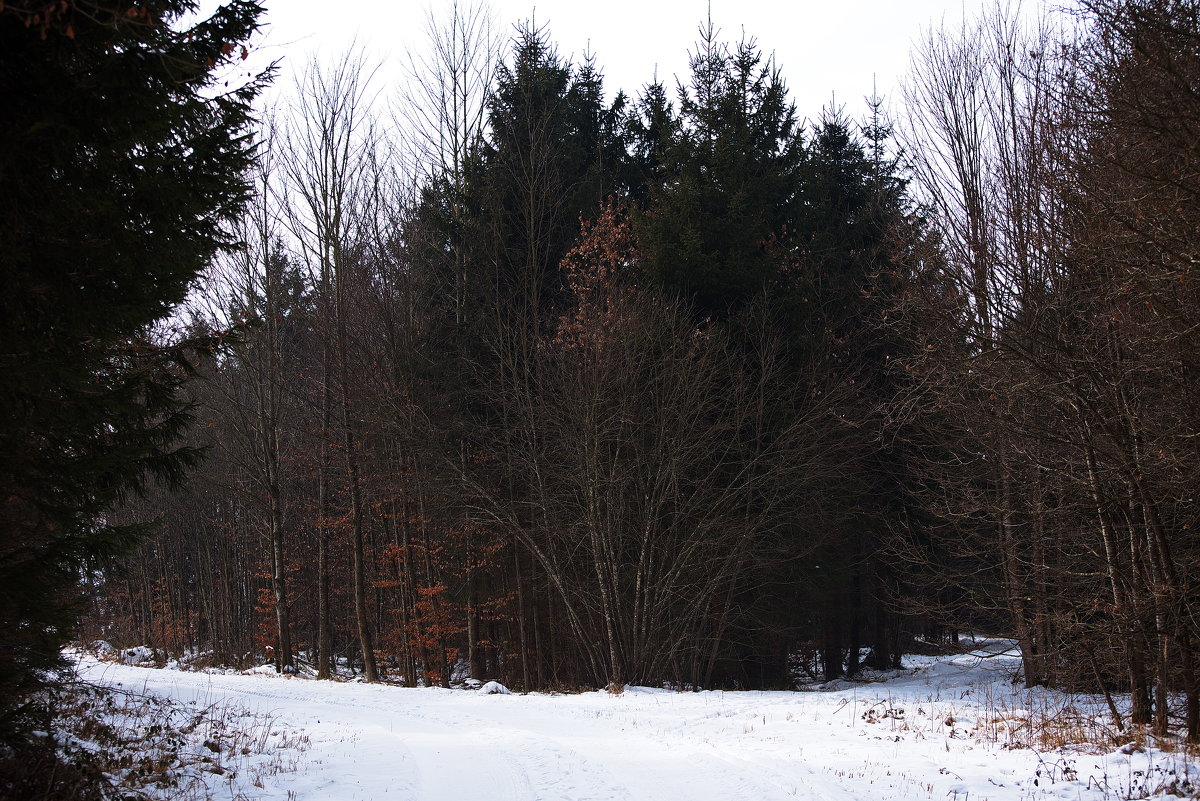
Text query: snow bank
119 645 160 665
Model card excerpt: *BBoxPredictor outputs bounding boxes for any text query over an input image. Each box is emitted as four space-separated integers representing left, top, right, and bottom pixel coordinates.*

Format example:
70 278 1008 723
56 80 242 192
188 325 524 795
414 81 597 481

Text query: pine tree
0 0 267 735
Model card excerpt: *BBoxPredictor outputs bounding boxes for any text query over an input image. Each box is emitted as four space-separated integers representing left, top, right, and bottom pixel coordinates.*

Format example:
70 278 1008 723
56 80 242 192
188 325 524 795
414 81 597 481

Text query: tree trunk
337 277 378 684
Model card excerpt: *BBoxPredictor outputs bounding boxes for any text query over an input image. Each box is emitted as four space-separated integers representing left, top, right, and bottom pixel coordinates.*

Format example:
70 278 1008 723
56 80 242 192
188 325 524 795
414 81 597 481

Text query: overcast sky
238 0 1014 123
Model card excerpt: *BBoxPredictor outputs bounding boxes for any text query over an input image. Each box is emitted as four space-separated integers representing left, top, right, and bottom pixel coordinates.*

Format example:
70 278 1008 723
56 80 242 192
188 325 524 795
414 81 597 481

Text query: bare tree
399 0 499 190
223 120 297 673
398 0 501 681
281 49 383 683
458 206 851 688
898 0 1200 742
900 2 1069 688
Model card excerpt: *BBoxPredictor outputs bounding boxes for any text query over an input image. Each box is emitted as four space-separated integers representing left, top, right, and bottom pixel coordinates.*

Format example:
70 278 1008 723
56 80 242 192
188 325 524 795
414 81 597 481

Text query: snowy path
74 643 1194 801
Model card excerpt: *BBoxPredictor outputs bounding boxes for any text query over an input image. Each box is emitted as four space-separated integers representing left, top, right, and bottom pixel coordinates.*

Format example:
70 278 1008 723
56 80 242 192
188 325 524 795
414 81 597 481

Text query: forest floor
66 638 1199 801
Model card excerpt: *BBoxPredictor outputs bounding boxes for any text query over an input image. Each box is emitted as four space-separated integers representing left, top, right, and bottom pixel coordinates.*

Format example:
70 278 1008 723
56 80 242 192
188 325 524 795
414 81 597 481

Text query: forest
3 0 1199 760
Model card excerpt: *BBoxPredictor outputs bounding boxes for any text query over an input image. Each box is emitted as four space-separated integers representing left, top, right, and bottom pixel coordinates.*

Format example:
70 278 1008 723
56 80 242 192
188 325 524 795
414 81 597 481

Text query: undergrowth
0 678 309 801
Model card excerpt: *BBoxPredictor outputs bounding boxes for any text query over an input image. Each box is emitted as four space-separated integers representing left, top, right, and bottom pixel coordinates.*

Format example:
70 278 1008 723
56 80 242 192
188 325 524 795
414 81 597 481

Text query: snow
72 639 1198 801
118 644 159 665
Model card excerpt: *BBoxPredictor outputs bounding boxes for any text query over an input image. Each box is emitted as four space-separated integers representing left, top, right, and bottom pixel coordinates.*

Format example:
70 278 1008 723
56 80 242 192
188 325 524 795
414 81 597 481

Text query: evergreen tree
793 111 877 342
473 22 630 317
0 0 267 737
790 106 923 676
626 79 679 204
637 26 805 317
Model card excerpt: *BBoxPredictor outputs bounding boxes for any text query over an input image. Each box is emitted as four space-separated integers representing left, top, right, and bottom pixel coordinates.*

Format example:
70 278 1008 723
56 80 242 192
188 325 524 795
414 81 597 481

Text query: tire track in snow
493 714 813 801
93 666 535 801
199 679 535 800
398 727 531 801
180 676 841 800
83 660 1040 801
496 729 636 801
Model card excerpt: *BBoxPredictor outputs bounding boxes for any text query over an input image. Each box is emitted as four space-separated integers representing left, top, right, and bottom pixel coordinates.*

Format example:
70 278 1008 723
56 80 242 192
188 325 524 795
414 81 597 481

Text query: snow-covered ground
73 639 1198 801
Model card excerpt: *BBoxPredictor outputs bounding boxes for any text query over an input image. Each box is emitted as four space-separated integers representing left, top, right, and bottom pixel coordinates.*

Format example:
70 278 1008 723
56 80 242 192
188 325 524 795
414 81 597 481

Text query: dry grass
971 686 1200 798
3 679 310 801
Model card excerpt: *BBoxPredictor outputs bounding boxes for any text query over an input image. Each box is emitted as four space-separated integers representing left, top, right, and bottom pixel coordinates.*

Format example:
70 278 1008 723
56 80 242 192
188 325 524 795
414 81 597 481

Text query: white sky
241 0 1009 124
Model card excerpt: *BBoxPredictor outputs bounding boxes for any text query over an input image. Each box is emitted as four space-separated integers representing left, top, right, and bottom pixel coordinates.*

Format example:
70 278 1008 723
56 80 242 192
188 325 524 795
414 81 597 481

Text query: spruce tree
791 108 919 676
636 26 805 317
626 80 679 204
0 0 267 734
474 22 630 315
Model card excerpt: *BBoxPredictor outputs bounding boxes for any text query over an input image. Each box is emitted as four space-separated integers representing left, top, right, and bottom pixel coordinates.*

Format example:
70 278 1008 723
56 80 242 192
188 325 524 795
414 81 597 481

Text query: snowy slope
73 640 1198 801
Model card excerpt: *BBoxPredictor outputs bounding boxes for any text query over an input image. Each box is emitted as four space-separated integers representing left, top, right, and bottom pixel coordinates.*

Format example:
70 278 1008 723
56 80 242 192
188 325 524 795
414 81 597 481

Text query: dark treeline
84 0 1200 742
